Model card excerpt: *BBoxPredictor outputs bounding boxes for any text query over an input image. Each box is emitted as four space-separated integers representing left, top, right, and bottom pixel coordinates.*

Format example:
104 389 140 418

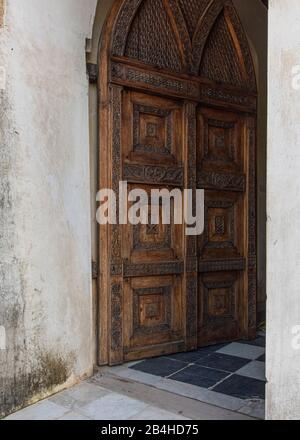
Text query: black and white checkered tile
130 336 266 401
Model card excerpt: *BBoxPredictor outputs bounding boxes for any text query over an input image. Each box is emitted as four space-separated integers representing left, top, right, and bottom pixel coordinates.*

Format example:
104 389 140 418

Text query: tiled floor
103 334 266 419
5 336 265 420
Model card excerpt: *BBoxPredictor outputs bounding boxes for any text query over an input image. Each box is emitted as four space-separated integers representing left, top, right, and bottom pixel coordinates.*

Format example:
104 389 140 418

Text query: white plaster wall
0 0 97 416
267 0 300 420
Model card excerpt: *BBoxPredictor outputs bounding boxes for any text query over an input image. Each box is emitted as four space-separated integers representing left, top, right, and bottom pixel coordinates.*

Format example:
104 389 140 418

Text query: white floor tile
80 393 148 420
217 343 265 360
130 406 189 420
5 401 69 420
58 411 91 420
239 399 265 420
236 361 266 381
50 383 110 410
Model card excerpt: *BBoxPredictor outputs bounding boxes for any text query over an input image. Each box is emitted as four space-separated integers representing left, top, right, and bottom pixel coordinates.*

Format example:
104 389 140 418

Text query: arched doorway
98 0 257 366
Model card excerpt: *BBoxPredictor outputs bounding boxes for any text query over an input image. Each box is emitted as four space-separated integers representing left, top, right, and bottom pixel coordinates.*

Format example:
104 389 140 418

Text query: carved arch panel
111 0 257 92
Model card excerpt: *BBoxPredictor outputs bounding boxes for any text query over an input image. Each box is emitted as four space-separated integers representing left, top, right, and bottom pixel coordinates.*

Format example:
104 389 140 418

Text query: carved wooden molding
198 258 246 273
186 277 198 343
112 0 143 56
124 164 183 186
110 59 256 111
111 60 200 100
185 102 197 258
110 85 123 276
200 84 257 111
123 261 184 278
192 0 224 75
167 0 193 70
247 118 257 331
224 2 257 93
198 171 246 192
111 284 122 352
184 101 198 350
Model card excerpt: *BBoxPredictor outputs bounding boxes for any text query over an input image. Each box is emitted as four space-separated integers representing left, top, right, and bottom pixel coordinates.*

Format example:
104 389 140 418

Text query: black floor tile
165 343 229 364
257 354 265 362
130 357 186 377
170 365 230 389
194 343 229 358
196 353 251 373
165 351 208 364
238 336 266 348
213 374 266 400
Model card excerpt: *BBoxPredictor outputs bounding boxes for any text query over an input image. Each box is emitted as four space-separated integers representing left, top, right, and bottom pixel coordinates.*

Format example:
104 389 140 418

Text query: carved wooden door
197 108 256 346
98 0 257 365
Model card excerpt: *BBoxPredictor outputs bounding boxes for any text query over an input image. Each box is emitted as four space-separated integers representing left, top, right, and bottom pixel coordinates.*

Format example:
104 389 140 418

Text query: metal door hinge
92 261 99 279
87 63 98 84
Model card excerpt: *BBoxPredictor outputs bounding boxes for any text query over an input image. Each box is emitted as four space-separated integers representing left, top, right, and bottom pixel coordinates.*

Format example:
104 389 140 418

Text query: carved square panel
133 286 171 335
204 279 236 323
205 201 234 249
208 288 230 317
140 295 164 327
206 119 236 163
133 104 172 155
133 206 171 251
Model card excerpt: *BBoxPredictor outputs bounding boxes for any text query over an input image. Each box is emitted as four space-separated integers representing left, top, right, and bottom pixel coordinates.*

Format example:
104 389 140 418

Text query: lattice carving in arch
110 0 257 92
177 0 211 41
124 0 183 73
199 5 256 91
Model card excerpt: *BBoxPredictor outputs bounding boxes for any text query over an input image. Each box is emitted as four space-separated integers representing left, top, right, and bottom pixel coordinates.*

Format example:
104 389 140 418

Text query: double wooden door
99 86 256 364
98 0 257 365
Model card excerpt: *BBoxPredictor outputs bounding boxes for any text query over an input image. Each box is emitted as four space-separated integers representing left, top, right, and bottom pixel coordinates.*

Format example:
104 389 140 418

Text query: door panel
197 107 249 346
198 271 242 343
122 91 183 168
121 91 185 361
123 275 184 361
